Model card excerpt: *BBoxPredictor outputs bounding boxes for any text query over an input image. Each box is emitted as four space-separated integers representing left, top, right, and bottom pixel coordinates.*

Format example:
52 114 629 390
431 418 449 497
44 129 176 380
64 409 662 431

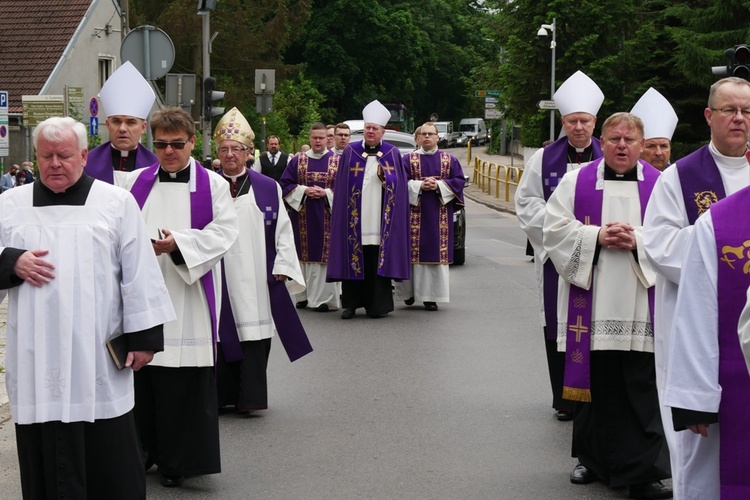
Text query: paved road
0 148 642 498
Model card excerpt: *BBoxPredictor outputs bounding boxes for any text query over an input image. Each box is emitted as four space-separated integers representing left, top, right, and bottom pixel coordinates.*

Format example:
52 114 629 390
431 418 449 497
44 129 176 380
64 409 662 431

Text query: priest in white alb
544 112 671 498
514 70 604 422
0 116 175 499
122 107 239 488
643 76 750 499
211 108 312 414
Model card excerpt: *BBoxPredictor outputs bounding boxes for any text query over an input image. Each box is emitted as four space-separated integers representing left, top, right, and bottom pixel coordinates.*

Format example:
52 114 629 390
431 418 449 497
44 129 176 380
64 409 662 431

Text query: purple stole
219 170 313 363
676 145 726 225
130 160 219 361
562 159 659 401
86 142 158 184
541 137 603 339
709 187 750 497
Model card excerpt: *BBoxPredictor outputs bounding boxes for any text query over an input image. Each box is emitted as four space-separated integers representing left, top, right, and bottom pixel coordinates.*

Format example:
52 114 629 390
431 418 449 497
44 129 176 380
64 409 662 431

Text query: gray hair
708 77 750 107
33 116 87 150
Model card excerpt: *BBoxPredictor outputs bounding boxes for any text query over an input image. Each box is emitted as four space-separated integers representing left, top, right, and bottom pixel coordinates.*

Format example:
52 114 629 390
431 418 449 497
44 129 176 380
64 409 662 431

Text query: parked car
434 121 460 148
459 117 488 145
348 129 417 156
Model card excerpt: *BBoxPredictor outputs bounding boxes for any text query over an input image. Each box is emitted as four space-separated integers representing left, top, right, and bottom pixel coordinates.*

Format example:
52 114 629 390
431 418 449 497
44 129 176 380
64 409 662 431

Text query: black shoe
424 302 438 311
555 409 574 421
295 300 308 309
629 481 672 499
570 463 597 485
160 474 185 487
341 308 355 319
404 297 415 305
366 312 388 318
315 304 330 312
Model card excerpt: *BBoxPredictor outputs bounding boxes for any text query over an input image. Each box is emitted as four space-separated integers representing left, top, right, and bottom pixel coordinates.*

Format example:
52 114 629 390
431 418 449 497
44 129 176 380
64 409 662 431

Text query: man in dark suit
259 135 289 181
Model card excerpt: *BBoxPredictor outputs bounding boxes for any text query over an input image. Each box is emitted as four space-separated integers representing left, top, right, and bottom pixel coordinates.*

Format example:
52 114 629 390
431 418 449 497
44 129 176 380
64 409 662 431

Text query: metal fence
471 156 523 202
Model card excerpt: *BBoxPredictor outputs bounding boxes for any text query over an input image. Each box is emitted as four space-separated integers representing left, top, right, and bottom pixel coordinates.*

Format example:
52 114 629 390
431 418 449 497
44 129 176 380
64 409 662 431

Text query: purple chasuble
86 142 158 184
221 170 313 362
709 187 750 498
676 145 726 225
279 151 339 263
129 160 220 360
327 141 411 281
403 151 465 264
542 137 603 340
563 159 659 402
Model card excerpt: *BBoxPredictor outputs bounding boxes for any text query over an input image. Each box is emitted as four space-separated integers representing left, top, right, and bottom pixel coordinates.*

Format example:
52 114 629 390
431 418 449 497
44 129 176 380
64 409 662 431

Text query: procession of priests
5 54 750 499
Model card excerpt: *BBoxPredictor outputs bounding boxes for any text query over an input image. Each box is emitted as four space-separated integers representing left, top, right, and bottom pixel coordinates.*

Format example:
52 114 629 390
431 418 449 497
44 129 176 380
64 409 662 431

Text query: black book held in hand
106 334 129 370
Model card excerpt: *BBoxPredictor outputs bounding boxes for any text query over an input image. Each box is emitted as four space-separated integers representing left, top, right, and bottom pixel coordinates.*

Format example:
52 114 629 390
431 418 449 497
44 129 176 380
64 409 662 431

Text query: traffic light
713 45 750 80
203 77 225 120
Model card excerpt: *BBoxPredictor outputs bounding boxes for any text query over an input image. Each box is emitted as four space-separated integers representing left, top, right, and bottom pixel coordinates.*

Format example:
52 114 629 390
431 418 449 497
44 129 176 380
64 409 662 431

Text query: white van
458 118 488 145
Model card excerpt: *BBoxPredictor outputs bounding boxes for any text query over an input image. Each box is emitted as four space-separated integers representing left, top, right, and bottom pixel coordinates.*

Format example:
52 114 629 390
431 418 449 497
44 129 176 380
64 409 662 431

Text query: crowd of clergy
0 60 465 497
516 69 750 499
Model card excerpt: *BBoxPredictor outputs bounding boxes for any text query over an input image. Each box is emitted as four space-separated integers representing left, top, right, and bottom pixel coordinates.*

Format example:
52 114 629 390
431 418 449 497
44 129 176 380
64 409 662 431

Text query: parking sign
0 91 9 156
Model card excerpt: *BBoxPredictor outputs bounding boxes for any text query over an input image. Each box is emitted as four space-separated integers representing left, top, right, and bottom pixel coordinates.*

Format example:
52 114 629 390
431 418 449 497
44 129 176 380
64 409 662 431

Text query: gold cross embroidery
381 163 395 175
569 315 588 342
350 163 364 177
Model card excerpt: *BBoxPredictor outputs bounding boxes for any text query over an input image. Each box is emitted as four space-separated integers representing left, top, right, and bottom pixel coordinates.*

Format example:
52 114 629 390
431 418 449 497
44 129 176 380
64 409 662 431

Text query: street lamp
537 18 556 142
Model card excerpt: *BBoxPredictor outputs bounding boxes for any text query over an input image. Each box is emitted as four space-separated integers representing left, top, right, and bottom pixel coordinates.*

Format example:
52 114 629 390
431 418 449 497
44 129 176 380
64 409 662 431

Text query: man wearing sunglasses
644 77 750 499
86 62 157 186
123 106 239 489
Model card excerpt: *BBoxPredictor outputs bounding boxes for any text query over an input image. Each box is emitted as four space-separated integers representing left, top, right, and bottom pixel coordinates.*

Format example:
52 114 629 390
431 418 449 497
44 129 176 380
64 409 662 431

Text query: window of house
98 58 114 89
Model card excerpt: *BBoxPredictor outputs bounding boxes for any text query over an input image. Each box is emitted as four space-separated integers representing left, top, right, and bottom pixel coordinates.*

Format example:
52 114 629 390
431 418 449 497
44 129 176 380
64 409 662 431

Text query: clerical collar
159 163 191 183
34 172 94 206
332 147 345 155
306 149 326 160
418 147 438 156
603 164 638 181
222 168 248 181
363 141 381 154
568 139 592 153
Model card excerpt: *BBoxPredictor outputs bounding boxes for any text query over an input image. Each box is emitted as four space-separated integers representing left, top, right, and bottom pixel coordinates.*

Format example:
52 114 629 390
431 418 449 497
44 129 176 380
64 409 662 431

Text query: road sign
255 69 276 95
485 97 498 104
475 90 501 97
89 97 99 117
537 100 557 110
485 102 497 109
485 108 503 120
22 95 65 127
90 116 99 136
0 91 8 156
121 25 175 80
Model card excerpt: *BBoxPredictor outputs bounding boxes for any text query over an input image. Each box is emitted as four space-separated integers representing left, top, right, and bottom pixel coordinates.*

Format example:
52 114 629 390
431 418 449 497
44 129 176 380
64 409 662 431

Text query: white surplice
223 182 305 341
0 182 176 424
515 146 598 327
123 163 238 367
662 210 726 499
543 162 656 351
643 142 749 499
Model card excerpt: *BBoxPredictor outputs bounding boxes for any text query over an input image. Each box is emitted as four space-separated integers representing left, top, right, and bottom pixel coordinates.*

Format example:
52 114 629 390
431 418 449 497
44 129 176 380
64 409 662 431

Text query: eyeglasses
327 134 335 138
335 133 350 138
710 107 750 118
154 140 189 150
420 132 437 137
218 146 247 155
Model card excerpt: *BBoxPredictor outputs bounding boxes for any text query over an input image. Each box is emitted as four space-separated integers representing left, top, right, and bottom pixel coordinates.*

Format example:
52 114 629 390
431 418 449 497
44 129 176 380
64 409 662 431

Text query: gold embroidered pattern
694 190 719 216
573 295 587 309
568 315 588 342
720 240 750 274
379 154 397 269
298 154 310 260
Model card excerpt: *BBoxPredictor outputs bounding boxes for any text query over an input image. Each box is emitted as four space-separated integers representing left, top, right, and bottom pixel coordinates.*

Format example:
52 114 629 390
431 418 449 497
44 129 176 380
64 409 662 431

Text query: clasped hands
598 222 636 251
421 177 439 191
305 186 326 199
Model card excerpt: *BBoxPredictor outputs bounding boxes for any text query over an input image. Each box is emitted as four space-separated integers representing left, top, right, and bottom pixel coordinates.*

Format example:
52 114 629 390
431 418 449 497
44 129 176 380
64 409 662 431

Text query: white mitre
99 61 155 119
362 100 391 126
553 70 604 117
630 87 678 140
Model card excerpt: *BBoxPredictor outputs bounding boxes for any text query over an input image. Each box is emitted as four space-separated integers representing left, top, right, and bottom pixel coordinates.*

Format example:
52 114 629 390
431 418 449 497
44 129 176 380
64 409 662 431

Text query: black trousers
572 350 671 487
217 338 272 411
134 365 221 477
341 245 394 316
15 410 145 500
